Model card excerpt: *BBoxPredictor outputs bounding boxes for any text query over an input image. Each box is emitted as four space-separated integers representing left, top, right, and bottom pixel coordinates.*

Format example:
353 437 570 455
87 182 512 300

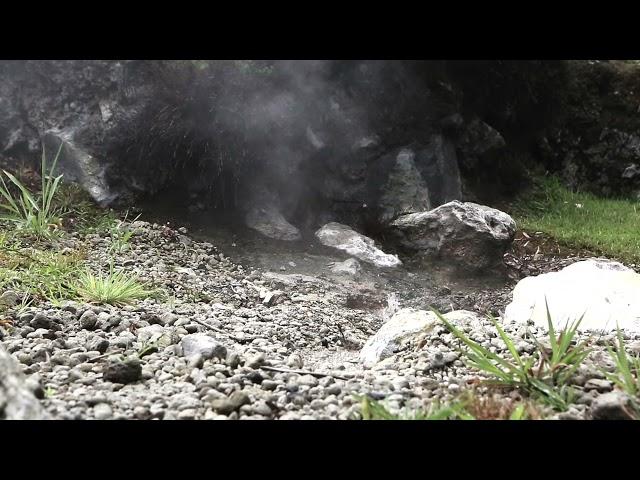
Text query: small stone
160 312 179 326
80 310 98 330
180 333 227 360
584 378 614 393
86 337 110 354
0 290 20 306
187 354 204 369
226 352 241 369
94 403 113 420
298 374 319 387
246 353 265 369
103 357 142 384
211 391 251 415
591 391 637 420
178 409 197 420
287 353 304 369
261 379 279 391
29 313 58 331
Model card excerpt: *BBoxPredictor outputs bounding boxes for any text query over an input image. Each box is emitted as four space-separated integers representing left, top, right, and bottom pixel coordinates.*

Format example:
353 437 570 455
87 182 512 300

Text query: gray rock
246 353 265 369
102 357 142 384
286 353 304 369
187 354 204 369
86 336 110 354
315 222 401 268
79 310 98 330
137 324 174 348
591 391 638 420
390 201 515 274
0 290 20 307
359 308 439 367
29 313 59 331
584 378 614 393
225 352 241 369
245 192 302 241
180 334 227 361
377 148 431 224
210 391 251 415
262 290 286 306
330 258 362 277
93 403 113 420
0 344 48 419
159 312 179 326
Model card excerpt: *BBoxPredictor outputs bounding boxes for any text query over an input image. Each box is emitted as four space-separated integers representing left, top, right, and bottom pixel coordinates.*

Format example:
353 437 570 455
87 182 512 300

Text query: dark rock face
0 344 48 419
13 59 636 232
389 201 516 275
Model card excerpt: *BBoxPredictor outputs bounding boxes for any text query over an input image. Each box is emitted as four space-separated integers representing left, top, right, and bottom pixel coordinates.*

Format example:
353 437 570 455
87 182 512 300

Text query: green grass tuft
74 263 158 306
0 142 65 238
436 304 591 411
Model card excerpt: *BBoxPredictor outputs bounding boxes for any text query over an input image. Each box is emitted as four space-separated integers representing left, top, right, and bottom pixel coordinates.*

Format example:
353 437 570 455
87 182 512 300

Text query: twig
88 349 125 363
191 317 258 343
259 365 349 381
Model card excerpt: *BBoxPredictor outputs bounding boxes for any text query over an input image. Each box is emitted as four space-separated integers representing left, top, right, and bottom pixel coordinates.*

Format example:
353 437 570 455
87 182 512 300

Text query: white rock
180 333 227 360
359 309 482 367
504 259 640 333
315 222 401 268
330 258 362 276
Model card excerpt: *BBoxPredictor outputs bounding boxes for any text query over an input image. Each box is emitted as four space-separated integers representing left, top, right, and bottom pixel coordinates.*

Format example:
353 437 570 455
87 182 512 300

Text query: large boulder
315 222 401 268
504 259 640 333
1 345 48 419
389 201 516 274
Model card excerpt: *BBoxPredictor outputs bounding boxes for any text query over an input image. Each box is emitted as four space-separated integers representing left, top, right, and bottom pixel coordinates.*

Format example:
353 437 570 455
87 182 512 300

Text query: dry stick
88 349 125 363
191 317 258 343
259 365 349 381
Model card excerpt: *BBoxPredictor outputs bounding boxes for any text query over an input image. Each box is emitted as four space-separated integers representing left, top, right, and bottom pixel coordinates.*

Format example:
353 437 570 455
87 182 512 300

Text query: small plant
604 327 640 397
0 142 65 238
358 396 474 420
108 212 139 254
0 237 84 303
74 263 158 306
437 302 591 411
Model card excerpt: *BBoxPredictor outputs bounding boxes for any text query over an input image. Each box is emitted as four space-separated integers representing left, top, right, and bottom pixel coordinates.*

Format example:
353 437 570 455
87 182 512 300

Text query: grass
0 232 85 304
358 393 540 420
604 328 640 398
74 263 157 306
107 211 139 254
511 176 640 263
359 396 474 420
437 304 591 411
0 143 65 238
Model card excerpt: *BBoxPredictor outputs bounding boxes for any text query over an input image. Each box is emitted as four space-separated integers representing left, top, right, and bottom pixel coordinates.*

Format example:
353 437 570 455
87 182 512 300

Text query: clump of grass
511 176 640 263
0 232 84 303
74 263 158 306
107 211 139 254
358 396 474 420
604 328 640 397
437 303 591 411
459 391 545 420
0 143 65 238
